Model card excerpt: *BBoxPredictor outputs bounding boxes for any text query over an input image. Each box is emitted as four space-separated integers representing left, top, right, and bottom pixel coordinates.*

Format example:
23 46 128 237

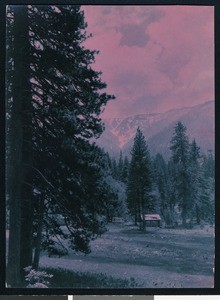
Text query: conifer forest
6 5 214 288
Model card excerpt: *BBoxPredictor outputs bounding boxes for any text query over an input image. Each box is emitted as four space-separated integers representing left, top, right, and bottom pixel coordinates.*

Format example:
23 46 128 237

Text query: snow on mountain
96 101 214 159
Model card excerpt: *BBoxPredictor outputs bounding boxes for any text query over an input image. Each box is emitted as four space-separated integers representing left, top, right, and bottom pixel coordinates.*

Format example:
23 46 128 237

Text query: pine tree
117 150 124 181
196 150 215 225
106 152 112 170
6 5 114 285
188 139 201 224
197 176 214 224
154 153 171 225
127 128 152 229
170 122 191 227
7 5 32 286
203 150 215 179
166 160 178 226
122 156 129 183
111 157 118 179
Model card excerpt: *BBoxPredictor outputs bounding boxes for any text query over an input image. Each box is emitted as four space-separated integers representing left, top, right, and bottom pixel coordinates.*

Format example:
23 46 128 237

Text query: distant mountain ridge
96 101 214 159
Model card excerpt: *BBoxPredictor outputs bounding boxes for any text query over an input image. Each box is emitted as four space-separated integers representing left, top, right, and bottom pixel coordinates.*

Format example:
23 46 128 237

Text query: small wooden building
140 214 161 228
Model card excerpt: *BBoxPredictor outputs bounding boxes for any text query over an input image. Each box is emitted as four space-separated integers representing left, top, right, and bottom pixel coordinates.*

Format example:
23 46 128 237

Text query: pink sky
82 5 214 118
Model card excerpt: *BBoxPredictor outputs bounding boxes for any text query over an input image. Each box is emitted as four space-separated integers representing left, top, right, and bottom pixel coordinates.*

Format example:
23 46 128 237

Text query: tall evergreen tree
122 156 129 184
7 6 32 286
170 122 191 227
105 152 112 170
190 148 214 224
111 157 118 179
117 150 124 180
166 160 178 225
197 175 214 224
188 139 201 224
154 153 172 225
127 128 152 229
6 5 114 286
203 150 215 179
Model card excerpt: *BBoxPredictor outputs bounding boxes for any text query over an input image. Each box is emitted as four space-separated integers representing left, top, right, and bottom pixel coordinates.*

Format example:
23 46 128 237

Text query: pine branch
24 163 55 189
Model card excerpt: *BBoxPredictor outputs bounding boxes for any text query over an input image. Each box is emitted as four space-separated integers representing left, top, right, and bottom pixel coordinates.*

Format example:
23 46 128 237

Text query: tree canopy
127 128 153 227
6 5 114 286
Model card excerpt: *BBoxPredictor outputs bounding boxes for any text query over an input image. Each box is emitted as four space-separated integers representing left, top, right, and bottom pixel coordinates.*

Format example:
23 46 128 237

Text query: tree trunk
7 5 32 286
139 204 142 230
20 121 34 273
182 207 187 227
7 5 29 287
134 203 138 225
33 196 44 270
143 220 146 232
18 5 34 277
134 213 138 225
196 204 201 224
33 94 46 270
7 94 22 286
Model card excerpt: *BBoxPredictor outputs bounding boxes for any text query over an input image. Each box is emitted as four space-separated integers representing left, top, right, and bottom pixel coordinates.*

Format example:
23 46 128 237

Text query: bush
24 266 53 288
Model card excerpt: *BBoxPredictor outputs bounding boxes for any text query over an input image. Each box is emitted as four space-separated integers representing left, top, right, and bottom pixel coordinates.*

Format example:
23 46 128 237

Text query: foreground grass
43 267 142 288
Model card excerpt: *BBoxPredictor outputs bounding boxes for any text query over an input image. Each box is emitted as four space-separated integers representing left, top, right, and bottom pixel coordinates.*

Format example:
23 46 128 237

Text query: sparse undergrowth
43 267 142 288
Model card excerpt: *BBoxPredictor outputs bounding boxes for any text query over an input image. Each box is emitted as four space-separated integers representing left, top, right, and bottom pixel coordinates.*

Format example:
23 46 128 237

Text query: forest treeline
105 124 214 229
6 5 214 287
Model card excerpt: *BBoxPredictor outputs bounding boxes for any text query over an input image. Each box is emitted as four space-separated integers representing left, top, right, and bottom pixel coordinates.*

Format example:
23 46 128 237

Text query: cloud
116 6 164 47
119 23 149 47
157 50 191 80
82 5 214 118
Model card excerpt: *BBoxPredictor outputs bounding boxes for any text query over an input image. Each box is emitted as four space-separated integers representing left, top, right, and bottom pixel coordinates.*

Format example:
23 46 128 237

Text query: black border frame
0 0 219 296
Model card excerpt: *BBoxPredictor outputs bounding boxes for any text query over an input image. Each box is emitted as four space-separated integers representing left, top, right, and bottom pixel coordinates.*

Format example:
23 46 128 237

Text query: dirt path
39 223 214 288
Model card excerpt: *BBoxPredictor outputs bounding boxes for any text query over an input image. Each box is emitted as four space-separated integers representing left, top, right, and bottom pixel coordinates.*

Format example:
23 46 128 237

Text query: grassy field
40 222 214 288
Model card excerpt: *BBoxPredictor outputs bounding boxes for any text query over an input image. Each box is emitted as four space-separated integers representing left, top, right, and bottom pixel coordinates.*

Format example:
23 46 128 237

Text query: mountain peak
98 101 214 159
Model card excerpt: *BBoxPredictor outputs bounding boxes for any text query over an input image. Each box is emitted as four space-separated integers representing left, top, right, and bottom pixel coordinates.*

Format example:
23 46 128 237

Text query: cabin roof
141 214 161 221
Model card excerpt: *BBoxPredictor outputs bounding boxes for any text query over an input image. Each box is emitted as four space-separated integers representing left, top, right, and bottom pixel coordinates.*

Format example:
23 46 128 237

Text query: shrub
24 266 53 288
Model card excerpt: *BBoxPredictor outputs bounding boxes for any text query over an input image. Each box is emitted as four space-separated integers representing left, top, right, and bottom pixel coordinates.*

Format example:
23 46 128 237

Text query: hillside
95 101 214 159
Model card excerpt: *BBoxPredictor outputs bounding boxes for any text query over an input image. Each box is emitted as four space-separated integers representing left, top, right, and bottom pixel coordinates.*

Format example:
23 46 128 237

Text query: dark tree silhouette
6 5 114 286
127 128 152 229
